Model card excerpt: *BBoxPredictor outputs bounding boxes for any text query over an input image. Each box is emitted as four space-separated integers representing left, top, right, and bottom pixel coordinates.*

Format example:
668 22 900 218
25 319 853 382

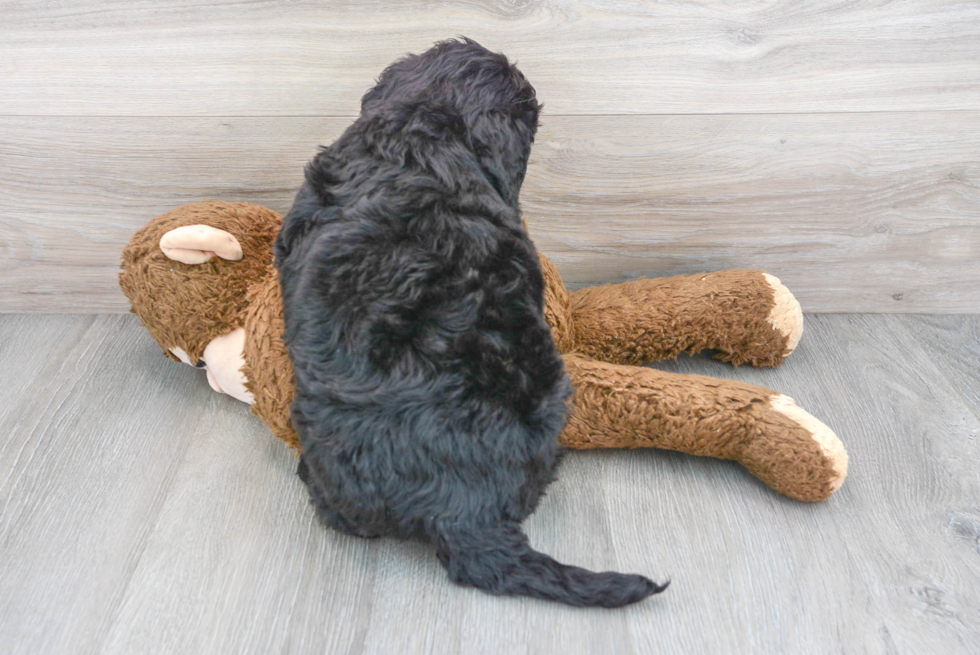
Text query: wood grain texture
0 315 210 655
2 113 978 313
527 113 980 312
1 0 978 115
898 315 980 421
1 314 978 654
631 313 980 653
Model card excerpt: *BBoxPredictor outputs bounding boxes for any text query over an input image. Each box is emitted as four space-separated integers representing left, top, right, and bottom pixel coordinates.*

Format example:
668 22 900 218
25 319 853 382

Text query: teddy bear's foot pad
739 393 848 502
769 394 847 491
763 274 804 357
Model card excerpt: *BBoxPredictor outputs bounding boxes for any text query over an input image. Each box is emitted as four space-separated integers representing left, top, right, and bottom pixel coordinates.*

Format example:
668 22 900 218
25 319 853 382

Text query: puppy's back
276 38 663 608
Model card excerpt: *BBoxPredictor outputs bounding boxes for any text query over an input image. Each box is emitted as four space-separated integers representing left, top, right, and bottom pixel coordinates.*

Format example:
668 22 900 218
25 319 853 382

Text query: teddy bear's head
119 201 283 365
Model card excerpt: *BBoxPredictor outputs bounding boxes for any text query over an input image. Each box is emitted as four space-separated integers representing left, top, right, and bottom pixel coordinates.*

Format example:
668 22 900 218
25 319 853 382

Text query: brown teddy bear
120 201 847 502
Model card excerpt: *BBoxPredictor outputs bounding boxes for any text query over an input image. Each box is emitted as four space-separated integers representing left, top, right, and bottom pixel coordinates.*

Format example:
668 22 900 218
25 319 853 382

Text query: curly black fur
275 38 664 607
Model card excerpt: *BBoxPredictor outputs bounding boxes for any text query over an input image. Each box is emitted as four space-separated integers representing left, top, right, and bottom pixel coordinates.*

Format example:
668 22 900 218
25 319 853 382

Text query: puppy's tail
431 521 667 608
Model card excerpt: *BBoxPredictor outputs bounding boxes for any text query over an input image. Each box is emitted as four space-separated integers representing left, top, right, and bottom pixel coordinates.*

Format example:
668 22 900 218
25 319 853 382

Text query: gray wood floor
1 313 978 654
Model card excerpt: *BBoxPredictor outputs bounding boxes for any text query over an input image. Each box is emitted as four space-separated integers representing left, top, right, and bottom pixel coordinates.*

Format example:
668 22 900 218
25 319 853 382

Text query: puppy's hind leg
296 457 383 539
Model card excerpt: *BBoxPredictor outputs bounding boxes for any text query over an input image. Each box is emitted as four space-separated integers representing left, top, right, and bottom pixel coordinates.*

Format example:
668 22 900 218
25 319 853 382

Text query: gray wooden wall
1 1 978 313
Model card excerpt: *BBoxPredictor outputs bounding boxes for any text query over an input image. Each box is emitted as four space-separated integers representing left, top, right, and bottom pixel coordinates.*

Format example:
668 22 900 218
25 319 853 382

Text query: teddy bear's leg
560 353 846 502
568 270 803 367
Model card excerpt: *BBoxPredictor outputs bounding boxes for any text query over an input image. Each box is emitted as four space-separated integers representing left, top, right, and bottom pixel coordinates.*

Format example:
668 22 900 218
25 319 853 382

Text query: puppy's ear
306 146 344 206
275 183 328 265
277 144 345 265
406 101 466 141
468 110 536 203
159 225 243 264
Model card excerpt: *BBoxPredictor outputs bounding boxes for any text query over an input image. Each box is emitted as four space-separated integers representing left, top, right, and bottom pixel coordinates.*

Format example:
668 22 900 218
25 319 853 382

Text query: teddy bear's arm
242 266 302 452
567 270 803 368
558 353 846 502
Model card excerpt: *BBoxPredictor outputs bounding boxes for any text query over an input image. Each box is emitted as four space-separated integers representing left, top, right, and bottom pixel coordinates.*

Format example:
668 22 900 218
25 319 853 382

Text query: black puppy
275 38 664 607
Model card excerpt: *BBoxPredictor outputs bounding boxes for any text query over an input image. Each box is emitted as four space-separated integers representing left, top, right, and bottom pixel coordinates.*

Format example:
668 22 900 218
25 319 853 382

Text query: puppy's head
359 38 540 202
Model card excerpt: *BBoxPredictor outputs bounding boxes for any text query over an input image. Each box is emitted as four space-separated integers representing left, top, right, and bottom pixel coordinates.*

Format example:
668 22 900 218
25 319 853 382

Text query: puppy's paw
763 273 804 358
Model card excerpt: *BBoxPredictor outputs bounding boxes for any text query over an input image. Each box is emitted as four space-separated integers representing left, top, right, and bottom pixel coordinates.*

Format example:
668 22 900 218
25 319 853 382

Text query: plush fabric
242 268 298 450
120 203 847 505
569 270 791 367
562 355 839 502
120 202 281 364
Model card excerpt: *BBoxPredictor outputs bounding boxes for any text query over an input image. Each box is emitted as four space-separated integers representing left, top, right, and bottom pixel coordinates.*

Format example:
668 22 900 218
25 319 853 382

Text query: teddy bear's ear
159 225 244 264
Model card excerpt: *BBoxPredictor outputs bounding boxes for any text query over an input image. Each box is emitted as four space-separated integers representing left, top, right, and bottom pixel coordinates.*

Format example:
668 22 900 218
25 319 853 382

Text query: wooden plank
99 381 379 655
525 112 980 312
0 315 211 655
2 113 978 313
2 314 978 653
635 313 980 652
1 0 978 116
891 315 980 420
